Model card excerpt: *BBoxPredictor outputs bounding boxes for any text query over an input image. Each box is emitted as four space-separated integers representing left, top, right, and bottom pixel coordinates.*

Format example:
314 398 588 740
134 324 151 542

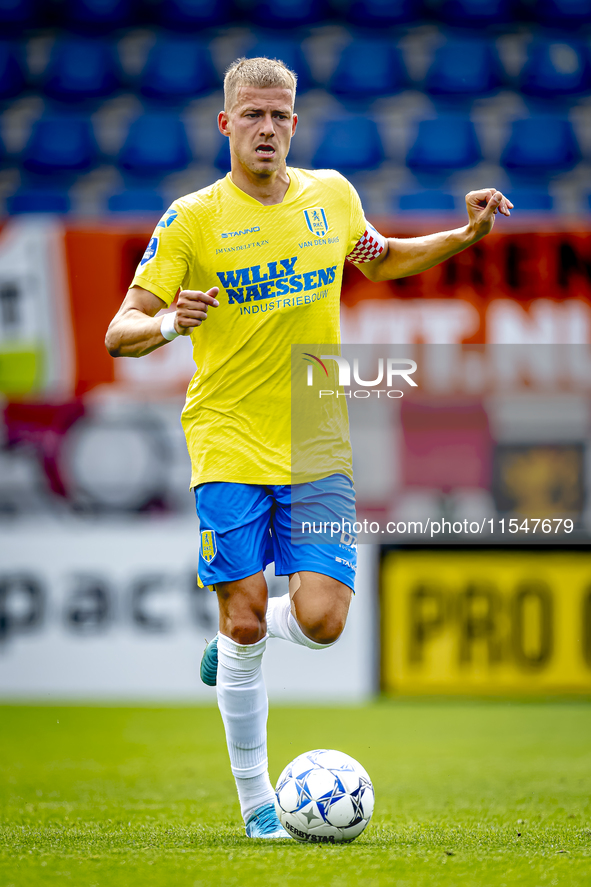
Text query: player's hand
175 287 219 335
465 188 513 241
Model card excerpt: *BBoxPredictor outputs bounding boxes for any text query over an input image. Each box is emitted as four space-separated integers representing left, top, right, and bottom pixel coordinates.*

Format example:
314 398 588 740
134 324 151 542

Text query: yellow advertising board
381 551 591 694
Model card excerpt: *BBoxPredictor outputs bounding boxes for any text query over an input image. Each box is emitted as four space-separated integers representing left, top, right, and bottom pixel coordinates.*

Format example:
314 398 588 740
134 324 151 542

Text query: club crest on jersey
201 529 217 564
304 207 329 238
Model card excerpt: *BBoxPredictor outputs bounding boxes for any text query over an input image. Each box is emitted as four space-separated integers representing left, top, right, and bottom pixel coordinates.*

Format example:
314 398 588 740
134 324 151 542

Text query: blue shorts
194 474 357 592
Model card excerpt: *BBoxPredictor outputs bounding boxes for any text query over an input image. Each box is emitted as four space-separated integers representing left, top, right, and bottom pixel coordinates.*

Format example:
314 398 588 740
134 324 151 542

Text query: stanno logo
157 208 178 228
303 354 418 399
304 207 328 238
221 226 261 239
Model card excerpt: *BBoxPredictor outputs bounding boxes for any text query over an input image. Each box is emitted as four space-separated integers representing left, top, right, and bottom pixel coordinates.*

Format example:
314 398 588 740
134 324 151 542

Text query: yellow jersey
131 167 379 488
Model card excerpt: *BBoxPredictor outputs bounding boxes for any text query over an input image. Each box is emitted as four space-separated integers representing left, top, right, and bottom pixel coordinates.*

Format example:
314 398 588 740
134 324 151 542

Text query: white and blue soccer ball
274 749 374 843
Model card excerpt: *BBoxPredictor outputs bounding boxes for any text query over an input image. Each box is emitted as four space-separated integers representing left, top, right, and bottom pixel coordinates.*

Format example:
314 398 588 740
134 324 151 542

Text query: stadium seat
139 38 218 101
246 37 314 93
501 117 580 173
7 189 71 213
246 0 327 29
0 41 26 100
532 0 591 29
22 116 98 175
312 117 384 174
42 38 121 103
519 40 591 98
214 134 231 171
428 0 513 26
406 118 481 171
107 189 165 212
118 114 192 176
329 40 406 100
63 0 134 31
397 191 456 211
341 0 422 27
0 0 39 32
424 39 502 97
151 0 232 30
503 188 553 211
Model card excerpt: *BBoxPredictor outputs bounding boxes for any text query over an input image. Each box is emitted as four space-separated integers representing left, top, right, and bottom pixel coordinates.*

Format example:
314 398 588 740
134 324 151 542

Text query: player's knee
302 611 347 645
226 613 266 646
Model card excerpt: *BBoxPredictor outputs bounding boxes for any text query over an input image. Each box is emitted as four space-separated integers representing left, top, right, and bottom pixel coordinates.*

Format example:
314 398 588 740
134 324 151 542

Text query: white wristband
160 312 180 341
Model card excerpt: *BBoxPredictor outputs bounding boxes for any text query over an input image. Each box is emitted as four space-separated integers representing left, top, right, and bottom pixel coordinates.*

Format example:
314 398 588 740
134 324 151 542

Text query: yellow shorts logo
201 529 217 563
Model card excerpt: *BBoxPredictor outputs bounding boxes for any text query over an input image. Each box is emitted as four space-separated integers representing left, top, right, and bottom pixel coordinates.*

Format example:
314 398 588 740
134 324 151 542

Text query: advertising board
381 550 591 693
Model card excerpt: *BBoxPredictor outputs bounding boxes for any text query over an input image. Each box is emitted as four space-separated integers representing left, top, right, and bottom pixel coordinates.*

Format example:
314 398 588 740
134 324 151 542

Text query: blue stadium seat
7 189 71 213
519 40 591 98
406 118 481 171
329 40 406 100
43 38 120 103
22 117 98 174
152 0 232 30
64 0 134 31
246 0 327 29
214 134 231 171
501 117 580 173
398 191 456 211
247 37 314 93
425 39 502 97
118 114 192 175
532 0 591 29
503 188 553 211
342 0 422 27
0 41 26 100
0 0 38 32
139 38 217 101
429 0 513 26
312 117 384 174
107 190 165 212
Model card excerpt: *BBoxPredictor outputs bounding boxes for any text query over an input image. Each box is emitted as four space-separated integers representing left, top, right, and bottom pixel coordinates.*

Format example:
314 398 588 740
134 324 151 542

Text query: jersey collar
222 168 301 207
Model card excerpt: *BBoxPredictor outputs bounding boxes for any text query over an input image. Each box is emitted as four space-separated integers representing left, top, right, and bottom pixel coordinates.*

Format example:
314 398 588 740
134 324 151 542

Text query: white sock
216 632 275 823
266 594 336 650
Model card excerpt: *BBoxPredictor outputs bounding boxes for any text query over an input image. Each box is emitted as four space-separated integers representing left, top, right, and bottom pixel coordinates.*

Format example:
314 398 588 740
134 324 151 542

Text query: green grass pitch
1 701 590 887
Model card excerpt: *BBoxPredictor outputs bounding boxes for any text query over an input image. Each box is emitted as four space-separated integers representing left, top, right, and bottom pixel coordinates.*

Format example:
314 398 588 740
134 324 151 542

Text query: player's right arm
105 285 219 358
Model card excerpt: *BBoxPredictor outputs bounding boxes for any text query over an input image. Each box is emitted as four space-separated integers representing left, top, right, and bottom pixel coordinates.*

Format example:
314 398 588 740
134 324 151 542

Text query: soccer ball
274 749 374 843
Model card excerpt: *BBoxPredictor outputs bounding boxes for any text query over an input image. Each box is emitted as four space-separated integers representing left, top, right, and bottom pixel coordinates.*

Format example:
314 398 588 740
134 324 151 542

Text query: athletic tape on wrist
160 312 179 341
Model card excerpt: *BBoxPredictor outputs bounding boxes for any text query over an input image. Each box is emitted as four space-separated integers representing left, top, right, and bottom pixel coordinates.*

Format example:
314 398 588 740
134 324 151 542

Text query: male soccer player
105 57 512 839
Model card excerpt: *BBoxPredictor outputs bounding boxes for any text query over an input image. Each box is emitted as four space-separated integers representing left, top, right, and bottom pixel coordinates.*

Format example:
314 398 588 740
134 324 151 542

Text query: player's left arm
354 188 513 283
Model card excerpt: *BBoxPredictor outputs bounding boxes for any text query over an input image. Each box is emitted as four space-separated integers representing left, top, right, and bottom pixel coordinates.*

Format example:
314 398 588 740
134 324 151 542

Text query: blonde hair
224 57 297 111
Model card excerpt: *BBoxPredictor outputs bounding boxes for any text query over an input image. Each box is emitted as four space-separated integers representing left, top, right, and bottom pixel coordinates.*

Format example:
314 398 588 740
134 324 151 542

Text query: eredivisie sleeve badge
304 207 329 238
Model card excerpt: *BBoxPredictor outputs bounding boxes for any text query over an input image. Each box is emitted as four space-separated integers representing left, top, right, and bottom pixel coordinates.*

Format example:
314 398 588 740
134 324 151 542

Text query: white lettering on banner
341 300 480 345
0 519 376 701
487 299 591 344
341 299 591 346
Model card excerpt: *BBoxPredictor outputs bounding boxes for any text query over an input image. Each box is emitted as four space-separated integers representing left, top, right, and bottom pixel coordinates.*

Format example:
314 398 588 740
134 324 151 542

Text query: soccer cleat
200 636 218 686
245 803 291 839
